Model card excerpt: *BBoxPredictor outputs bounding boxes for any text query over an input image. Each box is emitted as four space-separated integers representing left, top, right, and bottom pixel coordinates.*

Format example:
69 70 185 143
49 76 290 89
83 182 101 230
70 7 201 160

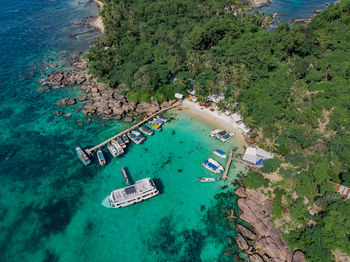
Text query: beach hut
174 93 184 99
207 93 225 103
238 123 251 134
242 147 274 165
231 113 243 122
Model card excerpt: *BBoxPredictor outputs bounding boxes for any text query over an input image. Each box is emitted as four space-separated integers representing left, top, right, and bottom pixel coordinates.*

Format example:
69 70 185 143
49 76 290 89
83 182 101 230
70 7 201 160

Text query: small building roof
256 147 274 159
242 147 273 165
232 113 243 122
238 123 251 134
175 93 184 99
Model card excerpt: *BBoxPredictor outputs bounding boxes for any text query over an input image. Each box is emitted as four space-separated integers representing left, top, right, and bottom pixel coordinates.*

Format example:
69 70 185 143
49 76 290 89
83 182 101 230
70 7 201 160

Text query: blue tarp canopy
255 159 264 166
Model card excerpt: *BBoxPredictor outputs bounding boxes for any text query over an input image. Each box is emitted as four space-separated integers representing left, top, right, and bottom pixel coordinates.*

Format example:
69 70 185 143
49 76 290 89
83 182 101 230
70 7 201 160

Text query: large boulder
250 0 270 8
237 188 292 261
124 116 134 123
47 71 64 86
57 97 76 106
235 233 249 251
249 254 265 262
81 102 96 116
238 224 256 241
71 58 88 70
77 94 88 102
292 250 306 262
235 187 248 198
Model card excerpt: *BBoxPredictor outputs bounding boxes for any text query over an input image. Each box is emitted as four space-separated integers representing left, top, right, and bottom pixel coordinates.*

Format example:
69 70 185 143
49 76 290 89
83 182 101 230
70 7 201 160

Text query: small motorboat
120 166 129 185
117 137 126 148
139 126 153 136
122 134 130 143
213 149 227 158
97 150 106 165
76 147 91 165
202 158 224 174
158 115 168 122
199 177 221 182
210 129 223 137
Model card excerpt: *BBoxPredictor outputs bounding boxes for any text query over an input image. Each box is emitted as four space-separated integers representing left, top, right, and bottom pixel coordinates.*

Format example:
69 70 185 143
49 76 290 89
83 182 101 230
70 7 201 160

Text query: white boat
213 149 227 158
132 130 146 141
107 144 119 157
199 177 221 182
102 177 159 208
97 150 106 165
139 126 153 136
210 129 223 137
111 140 124 156
220 133 234 142
202 158 224 173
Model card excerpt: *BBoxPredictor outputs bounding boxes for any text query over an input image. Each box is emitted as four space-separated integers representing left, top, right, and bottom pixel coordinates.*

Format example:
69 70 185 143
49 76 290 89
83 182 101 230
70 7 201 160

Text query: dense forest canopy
87 0 350 260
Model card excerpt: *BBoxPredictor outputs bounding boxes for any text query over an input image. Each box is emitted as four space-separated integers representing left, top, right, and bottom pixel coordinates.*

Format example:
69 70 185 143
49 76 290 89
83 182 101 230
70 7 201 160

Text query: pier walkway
222 150 233 180
85 101 181 156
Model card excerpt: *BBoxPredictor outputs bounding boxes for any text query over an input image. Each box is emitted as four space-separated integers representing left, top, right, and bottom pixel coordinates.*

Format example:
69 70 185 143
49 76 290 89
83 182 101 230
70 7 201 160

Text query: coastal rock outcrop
45 70 87 87
238 224 256 241
235 232 250 252
249 254 265 262
292 250 306 262
57 97 76 106
250 0 270 8
236 187 293 262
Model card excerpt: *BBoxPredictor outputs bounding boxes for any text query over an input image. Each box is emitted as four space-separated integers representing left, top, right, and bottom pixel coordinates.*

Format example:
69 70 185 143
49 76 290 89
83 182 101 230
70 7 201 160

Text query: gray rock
124 116 134 123
292 250 306 262
63 113 72 118
57 97 76 106
112 114 122 120
238 224 256 241
235 233 249 251
235 187 248 198
37 85 50 94
71 58 88 70
53 110 63 116
77 94 88 102
81 102 96 116
249 254 265 262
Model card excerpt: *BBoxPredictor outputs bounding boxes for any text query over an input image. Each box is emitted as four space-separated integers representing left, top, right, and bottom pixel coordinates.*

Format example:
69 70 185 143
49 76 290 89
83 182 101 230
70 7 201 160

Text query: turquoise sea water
255 0 337 23
0 0 247 260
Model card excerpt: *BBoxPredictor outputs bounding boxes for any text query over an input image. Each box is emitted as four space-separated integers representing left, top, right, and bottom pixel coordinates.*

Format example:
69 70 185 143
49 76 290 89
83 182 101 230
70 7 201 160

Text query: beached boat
213 149 227 158
199 177 221 182
210 129 223 137
117 137 126 149
76 147 91 165
202 158 224 173
120 166 129 185
108 144 119 157
220 133 234 142
102 177 159 208
97 150 106 165
122 134 130 144
139 126 153 136
127 132 142 144
111 140 124 156
158 115 168 122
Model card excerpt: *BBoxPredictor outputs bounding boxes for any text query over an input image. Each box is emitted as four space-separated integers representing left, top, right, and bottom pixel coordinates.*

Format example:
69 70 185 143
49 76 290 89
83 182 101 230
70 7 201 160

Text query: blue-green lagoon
0 0 247 260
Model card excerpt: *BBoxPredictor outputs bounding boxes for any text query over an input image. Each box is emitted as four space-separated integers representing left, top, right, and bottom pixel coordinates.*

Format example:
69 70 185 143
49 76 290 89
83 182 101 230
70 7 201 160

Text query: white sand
92 0 104 32
180 100 248 147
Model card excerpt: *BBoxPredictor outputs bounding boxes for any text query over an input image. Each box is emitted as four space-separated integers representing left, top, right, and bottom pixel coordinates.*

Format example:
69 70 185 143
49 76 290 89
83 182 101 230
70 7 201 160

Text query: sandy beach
181 99 248 147
92 0 104 32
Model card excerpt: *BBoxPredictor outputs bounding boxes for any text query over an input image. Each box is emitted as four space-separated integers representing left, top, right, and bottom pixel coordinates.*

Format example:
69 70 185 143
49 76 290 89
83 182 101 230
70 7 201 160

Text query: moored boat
213 149 227 158
146 121 161 132
122 134 130 144
120 166 129 185
202 158 224 173
108 143 119 157
102 177 159 208
210 129 223 137
111 139 124 156
199 177 221 182
158 115 168 122
139 126 153 136
117 137 126 148
153 117 163 126
97 150 106 165
76 147 91 165
132 130 146 141
127 132 142 144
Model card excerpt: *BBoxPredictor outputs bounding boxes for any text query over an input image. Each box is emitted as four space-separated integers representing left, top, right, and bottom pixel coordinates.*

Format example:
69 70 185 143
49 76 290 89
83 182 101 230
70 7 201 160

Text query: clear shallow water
255 0 337 23
0 0 247 260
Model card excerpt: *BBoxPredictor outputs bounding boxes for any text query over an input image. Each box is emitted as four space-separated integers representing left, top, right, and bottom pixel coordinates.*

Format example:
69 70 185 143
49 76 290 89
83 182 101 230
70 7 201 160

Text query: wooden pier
85 101 181 156
222 150 233 180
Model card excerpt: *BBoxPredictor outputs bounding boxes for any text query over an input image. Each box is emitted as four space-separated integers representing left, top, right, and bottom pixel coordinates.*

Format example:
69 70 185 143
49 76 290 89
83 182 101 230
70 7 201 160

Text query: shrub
243 172 269 189
260 157 282 173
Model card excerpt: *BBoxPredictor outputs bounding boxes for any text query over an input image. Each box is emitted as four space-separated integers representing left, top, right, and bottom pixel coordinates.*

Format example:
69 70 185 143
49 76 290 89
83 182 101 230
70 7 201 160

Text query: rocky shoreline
39 57 177 124
235 186 305 262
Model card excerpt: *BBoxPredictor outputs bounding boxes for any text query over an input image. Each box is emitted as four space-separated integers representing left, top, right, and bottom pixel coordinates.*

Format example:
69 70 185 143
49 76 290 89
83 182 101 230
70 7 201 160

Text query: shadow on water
123 166 133 184
153 178 164 194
